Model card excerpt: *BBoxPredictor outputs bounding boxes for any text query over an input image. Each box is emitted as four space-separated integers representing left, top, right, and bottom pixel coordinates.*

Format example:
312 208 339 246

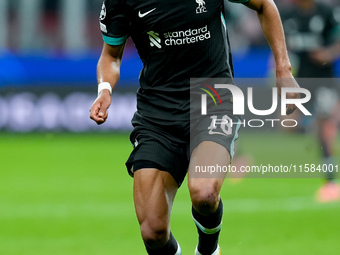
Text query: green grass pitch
0 131 339 255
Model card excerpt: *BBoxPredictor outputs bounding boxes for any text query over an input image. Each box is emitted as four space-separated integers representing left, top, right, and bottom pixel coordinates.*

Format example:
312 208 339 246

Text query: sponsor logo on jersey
148 25 211 48
164 25 211 46
99 3 106 20
138 8 156 18
195 0 207 14
147 31 162 49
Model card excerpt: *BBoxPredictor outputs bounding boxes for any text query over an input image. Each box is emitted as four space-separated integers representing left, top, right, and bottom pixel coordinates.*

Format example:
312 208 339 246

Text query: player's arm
90 42 126 125
244 0 291 78
244 0 300 113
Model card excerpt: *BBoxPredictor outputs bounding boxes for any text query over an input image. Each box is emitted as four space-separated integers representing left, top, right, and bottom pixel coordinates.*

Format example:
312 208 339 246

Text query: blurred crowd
1 0 338 54
1 0 104 53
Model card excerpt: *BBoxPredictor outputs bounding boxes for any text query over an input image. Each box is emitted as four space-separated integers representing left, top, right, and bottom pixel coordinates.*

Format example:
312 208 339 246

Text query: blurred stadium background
0 0 340 254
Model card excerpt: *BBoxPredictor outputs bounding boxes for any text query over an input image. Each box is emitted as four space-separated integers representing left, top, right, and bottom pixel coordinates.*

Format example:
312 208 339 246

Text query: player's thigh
189 140 231 179
188 112 240 197
133 168 178 225
188 141 230 211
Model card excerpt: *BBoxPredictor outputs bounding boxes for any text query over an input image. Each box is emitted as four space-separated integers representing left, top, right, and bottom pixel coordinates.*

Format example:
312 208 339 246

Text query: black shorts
125 112 242 187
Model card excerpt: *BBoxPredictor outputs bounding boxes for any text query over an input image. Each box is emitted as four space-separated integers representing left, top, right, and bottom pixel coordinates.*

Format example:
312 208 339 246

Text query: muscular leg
188 141 230 255
133 168 180 254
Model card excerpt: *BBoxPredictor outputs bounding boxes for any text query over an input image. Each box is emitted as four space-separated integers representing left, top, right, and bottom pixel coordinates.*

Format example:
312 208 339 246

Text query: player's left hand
276 70 301 115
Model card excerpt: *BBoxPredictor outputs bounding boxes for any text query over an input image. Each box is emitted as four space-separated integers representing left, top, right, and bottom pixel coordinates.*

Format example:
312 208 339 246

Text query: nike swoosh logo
138 8 156 18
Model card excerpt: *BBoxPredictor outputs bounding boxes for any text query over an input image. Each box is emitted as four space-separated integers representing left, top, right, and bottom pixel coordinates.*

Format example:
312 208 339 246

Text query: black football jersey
99 0 249 120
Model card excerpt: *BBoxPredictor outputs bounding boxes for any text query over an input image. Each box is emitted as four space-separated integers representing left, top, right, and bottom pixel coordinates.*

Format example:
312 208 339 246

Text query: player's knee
140 219 168 249
190 185 220 215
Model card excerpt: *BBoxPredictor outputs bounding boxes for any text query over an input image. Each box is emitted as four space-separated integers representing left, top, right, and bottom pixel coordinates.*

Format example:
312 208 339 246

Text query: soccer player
281 0 340 203
90 0 300 254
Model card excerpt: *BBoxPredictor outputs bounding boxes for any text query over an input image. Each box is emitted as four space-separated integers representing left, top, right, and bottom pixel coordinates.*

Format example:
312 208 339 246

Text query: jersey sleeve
99 0 130 45
228 0 250 4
